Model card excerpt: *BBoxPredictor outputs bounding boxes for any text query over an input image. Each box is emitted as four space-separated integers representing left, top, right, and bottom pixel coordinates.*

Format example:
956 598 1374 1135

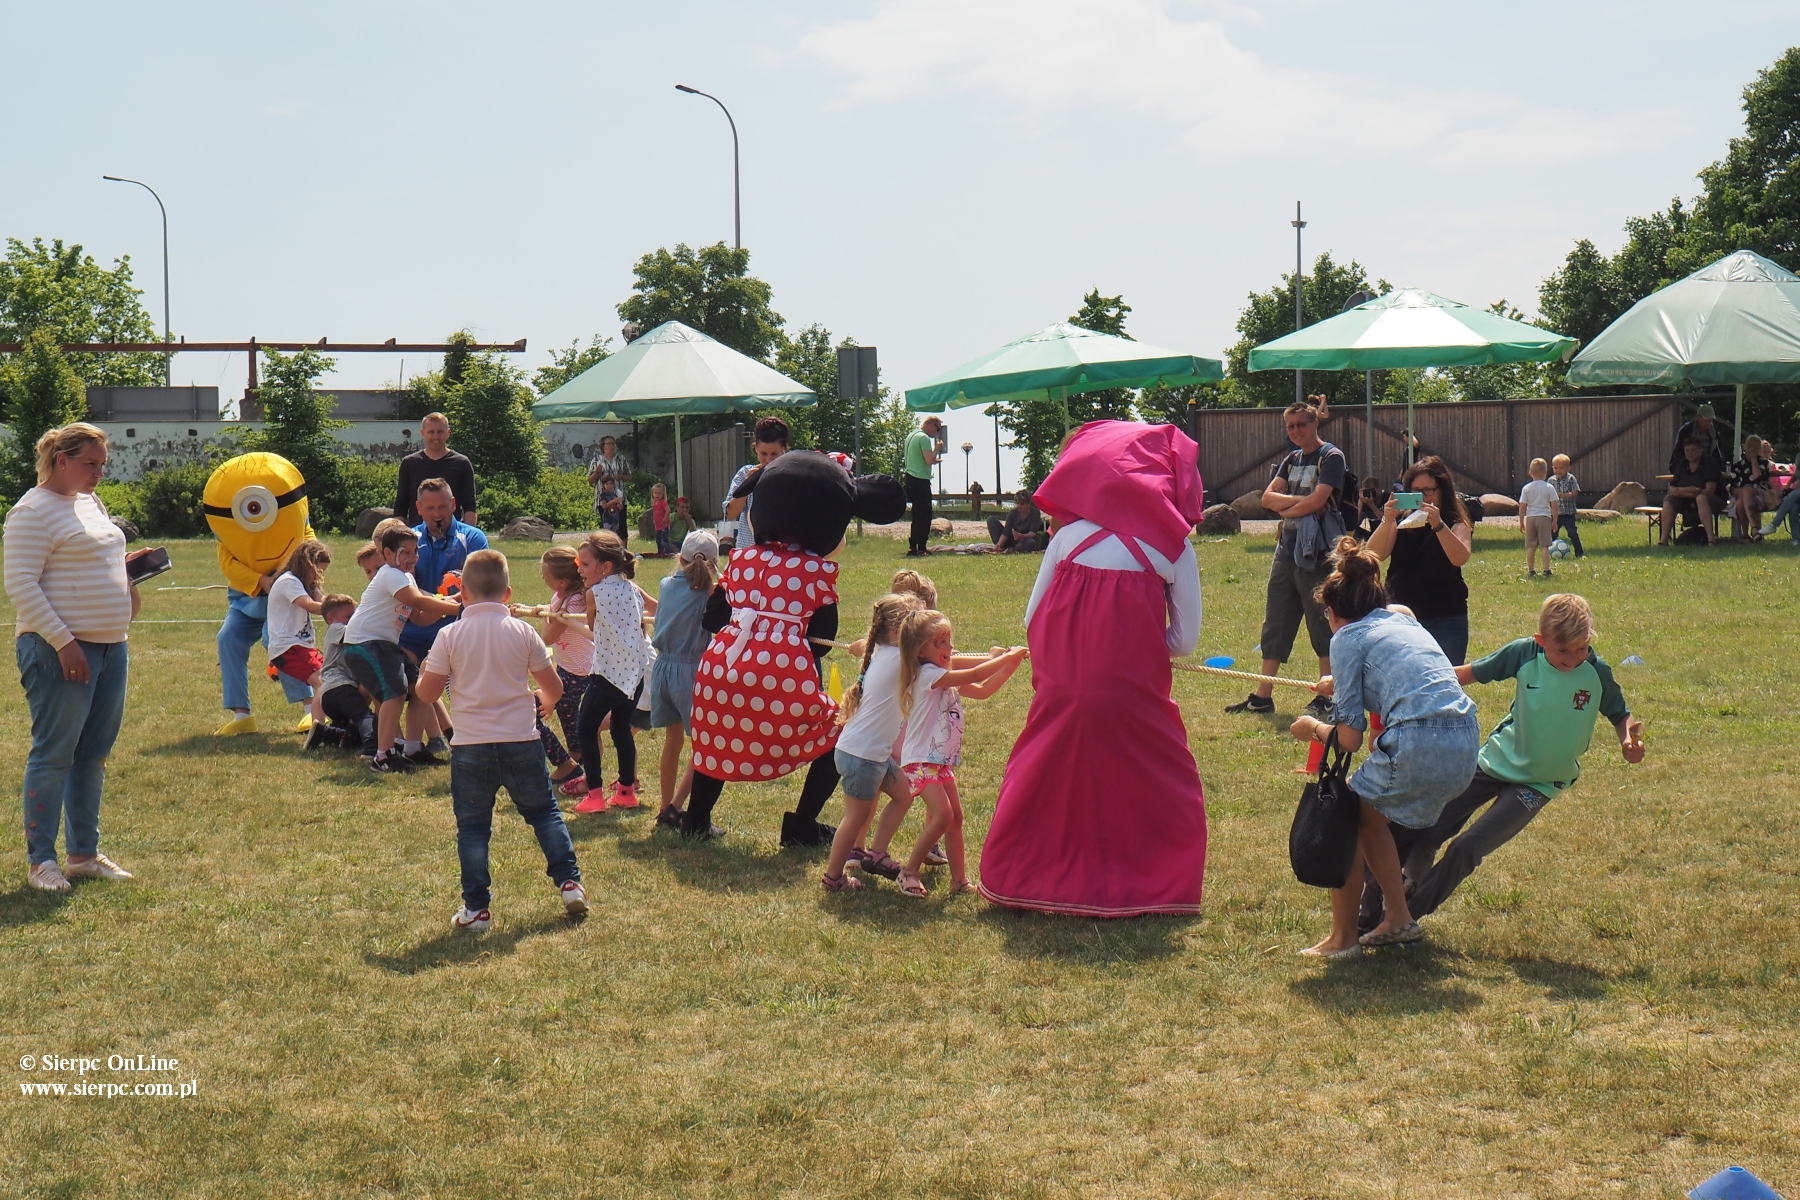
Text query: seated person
1356 480 1387 539
1729 436 1774 541
1660 436 1724 546
987 492 1046 553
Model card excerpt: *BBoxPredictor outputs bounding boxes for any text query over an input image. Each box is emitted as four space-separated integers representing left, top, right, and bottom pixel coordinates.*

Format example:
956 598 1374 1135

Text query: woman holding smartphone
1364 456 1473 665
4 423 151 892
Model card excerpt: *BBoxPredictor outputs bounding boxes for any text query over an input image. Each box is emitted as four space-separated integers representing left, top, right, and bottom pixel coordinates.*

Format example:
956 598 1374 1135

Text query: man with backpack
1227 399 1345 716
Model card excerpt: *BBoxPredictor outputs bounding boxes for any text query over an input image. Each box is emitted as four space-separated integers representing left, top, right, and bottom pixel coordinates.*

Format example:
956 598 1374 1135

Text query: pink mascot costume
979 421 1208 917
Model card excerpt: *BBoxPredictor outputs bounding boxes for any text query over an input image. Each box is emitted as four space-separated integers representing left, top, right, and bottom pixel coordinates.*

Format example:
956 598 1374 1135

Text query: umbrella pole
1059 387 1070 437
1365 369 1374 484
674 414 684 502
1735 383 1745 446
1407 369 1416 471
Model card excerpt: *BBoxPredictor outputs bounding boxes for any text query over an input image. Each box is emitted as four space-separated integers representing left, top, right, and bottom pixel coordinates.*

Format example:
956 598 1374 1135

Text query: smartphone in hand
126 547 173 585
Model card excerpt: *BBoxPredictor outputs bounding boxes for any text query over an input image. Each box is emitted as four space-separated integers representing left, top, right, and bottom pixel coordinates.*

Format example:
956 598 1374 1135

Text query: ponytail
1314 534 1388 622
837 593 923 725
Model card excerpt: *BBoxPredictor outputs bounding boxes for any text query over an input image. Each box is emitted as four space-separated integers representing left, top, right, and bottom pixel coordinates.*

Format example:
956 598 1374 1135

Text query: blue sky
5 1 1796 489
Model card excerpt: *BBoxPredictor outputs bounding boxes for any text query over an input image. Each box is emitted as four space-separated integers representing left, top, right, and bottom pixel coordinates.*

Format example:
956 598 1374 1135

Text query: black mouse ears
852 474 906 524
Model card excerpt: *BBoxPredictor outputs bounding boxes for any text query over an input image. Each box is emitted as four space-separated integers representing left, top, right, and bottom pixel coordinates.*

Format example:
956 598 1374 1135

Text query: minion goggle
203 482 308 533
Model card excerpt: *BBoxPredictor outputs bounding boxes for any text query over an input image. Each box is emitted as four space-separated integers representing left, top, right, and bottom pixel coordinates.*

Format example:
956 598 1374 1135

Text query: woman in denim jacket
1288 535 1480 958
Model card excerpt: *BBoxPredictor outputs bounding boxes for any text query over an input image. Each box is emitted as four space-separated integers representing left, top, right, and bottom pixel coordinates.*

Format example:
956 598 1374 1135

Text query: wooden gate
680 423 747 522
1190 394 1697 504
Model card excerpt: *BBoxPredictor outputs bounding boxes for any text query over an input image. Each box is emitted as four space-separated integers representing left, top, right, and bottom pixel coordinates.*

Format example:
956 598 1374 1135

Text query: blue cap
1689 1166 1784 1200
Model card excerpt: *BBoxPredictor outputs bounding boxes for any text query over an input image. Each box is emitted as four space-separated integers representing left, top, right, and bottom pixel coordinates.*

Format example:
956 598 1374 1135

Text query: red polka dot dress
689 544 839 782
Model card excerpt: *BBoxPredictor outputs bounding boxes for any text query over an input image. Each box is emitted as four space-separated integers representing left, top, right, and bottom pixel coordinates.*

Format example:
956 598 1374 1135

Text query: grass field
2 518 1797 1198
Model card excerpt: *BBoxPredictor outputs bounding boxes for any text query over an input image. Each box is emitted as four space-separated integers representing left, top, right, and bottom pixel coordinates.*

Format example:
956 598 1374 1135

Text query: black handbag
1288 729 1362 889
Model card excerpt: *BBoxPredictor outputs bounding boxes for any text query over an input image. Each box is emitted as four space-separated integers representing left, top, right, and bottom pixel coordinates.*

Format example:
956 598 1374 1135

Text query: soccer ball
1548 538 1572 561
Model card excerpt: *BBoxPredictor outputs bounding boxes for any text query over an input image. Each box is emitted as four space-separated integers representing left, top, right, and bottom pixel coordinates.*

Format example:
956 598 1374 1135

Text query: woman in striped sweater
4 423 151 892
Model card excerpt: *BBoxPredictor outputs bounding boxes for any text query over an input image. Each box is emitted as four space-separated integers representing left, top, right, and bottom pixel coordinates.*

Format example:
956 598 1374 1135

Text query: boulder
501 516 555 541
1578 508 1622 522
1597 481 1648 513
355 507 395 538
1479 493 1519 517
930 517 955 536
110 517 140 543
1229 491 1276 520
1198 504 1241 535
1460 493 1485 522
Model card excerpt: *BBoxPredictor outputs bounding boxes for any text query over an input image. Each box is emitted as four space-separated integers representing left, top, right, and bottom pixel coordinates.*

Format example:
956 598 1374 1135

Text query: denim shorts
1349 714 1482 829
834 748 903 801
648 656 697 729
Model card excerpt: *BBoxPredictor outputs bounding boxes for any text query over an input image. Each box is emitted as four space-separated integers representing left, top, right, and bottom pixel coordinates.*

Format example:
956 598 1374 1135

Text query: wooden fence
1190 394 1705 505
680 423 746 520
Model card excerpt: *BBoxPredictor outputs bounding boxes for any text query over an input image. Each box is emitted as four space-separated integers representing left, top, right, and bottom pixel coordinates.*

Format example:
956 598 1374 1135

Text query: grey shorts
648 657 697 729
344 639 414 704
1259 557 1332 663
834 749 903 801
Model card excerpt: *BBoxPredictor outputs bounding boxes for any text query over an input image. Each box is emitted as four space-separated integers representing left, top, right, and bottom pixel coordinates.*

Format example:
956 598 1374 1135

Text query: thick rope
1170 661 1321 691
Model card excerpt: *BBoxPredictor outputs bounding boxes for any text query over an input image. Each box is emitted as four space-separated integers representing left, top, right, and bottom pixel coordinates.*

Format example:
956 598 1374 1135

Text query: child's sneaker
556 772 587 797
368 752 412 775
213 713 257 737
1543 568 1553 577
28 861 71 893
924 842 950 867
424 736 450 755
573 788 610 814
295 713 314 734
608 782 641 809
560 880 589 915
451 906 491 933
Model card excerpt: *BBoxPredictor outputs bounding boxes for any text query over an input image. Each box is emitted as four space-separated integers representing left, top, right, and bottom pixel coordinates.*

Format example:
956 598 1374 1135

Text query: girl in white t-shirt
573 532 654 812
523 546 593 796
267 540 332 727
892 609 1027 897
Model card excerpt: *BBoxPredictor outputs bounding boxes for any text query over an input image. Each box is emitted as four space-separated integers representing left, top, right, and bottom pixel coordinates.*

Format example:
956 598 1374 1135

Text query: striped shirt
4 487 134 647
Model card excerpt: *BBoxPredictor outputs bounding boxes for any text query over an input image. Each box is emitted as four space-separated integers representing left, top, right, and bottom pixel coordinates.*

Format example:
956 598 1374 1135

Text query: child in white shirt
267 540 332 728
344 527 461 773
572 532 654 812
1517 458 1560 578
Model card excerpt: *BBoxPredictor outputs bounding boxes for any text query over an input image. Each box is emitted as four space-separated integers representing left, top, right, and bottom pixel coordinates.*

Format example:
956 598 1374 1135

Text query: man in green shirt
1394 593 1646 923
903 416 942 556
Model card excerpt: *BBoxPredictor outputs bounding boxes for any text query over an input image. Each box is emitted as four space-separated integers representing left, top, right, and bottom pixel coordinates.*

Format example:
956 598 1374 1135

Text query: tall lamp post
961 441 973 497
103 174 171 386
674 85 741 249
1291 200 1306 405
990 406 1002 497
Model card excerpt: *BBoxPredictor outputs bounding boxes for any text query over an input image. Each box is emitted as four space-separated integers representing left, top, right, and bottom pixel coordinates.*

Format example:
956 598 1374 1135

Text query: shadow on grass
365 913 577 975
0 885 70 930
1507 956 1614 1000
138 733 287 759
976 905 1199 965
1289 944 1482 1015
568 812 801 894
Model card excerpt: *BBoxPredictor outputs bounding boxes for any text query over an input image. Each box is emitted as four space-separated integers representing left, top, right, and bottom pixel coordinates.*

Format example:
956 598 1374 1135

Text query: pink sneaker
557 772 587 797
573 789 610 814
608 782 641 809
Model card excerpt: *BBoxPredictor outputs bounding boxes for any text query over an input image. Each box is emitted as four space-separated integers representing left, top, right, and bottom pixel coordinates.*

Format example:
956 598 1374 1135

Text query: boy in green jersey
1401 593 1646 921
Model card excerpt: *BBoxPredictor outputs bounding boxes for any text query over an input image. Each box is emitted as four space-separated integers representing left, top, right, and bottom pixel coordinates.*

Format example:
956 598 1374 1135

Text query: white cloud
796 0 1670 165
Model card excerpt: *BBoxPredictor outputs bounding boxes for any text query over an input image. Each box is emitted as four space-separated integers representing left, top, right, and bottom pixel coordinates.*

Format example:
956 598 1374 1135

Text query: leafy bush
332 458 401 533
480 468 595 533
94 480 142 525
134 462 212 538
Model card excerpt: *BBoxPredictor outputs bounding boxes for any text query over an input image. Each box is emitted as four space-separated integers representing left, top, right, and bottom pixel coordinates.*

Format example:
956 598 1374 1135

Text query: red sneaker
608 782 641 809
573 789 610 814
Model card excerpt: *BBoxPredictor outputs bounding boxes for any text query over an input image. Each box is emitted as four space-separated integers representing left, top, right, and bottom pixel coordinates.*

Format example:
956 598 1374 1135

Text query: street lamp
674 84 741 249
961 441 973 496
1291 200 1306 405
103 174 171 386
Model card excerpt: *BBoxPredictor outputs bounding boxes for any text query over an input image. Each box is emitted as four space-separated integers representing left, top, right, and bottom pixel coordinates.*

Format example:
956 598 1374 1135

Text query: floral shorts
903 762 956 794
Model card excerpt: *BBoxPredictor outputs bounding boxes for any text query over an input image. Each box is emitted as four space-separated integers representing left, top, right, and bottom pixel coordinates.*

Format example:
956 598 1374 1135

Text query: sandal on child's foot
923 842 949 867
858 852 902 881
896 870 929 898
821 872 864 893
948 879 978 895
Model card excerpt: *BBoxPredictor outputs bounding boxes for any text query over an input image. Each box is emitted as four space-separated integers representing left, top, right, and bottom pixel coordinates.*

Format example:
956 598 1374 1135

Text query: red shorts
272 645 323 683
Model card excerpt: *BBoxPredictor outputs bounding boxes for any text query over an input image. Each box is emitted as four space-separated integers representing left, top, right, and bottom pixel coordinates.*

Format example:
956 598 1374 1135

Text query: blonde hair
579 530 631 579
35 422 108 485
1539 593 1595 646
540 545 583 595
1551 454 1570 470
837 593 924 725
371 517 411 544
320 593 357 620
281 539 333 596
897 609 952 722
889 568 938 609
354 543 381 566
460 548 510 601
1529 457 1548 477
679 550 717 592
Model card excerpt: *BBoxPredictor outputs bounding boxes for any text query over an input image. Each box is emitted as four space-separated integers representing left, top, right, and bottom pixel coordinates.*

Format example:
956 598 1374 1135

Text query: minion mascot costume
205 453 316 735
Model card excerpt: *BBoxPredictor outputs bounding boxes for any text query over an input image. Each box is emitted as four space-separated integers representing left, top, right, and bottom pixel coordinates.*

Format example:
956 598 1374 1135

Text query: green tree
1222 252 1391 409
1680 47 1800 273
534 334 613 397
1 331 91 498
442 352 544 487
1443 302 1555 402
617 243 784 362
244 348 347 527
0 237 164 386
1066 289 1138 423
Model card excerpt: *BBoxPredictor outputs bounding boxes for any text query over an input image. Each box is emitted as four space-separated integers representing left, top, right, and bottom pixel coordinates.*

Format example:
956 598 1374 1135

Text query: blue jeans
1414 613 1470 666
450 741 580 910
219 589 312 712
17 635 129 865
1554 513 1585 556
1764 490 1800 541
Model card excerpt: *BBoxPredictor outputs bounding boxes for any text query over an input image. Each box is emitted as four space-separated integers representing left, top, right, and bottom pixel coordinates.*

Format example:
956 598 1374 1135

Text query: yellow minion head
204 453 311 575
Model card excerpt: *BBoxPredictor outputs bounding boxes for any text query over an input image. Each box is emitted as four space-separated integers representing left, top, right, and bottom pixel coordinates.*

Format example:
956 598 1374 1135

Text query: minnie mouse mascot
682 451 904 842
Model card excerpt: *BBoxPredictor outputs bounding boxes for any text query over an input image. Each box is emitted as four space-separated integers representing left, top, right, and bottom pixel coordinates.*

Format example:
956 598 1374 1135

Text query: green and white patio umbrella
531 320 815 496
1567 249 1800 439
1248 288 1578 469
904 322 1223 428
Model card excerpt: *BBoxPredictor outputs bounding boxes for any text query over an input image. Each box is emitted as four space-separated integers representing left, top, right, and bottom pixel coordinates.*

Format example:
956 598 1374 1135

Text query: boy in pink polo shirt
417 549 587 932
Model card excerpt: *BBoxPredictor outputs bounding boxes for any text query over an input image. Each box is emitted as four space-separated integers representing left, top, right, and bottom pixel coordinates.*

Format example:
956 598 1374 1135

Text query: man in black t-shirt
1228 401 1345 715
1668 402 1726 475
1659 436 1723 546
394 412 479 526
